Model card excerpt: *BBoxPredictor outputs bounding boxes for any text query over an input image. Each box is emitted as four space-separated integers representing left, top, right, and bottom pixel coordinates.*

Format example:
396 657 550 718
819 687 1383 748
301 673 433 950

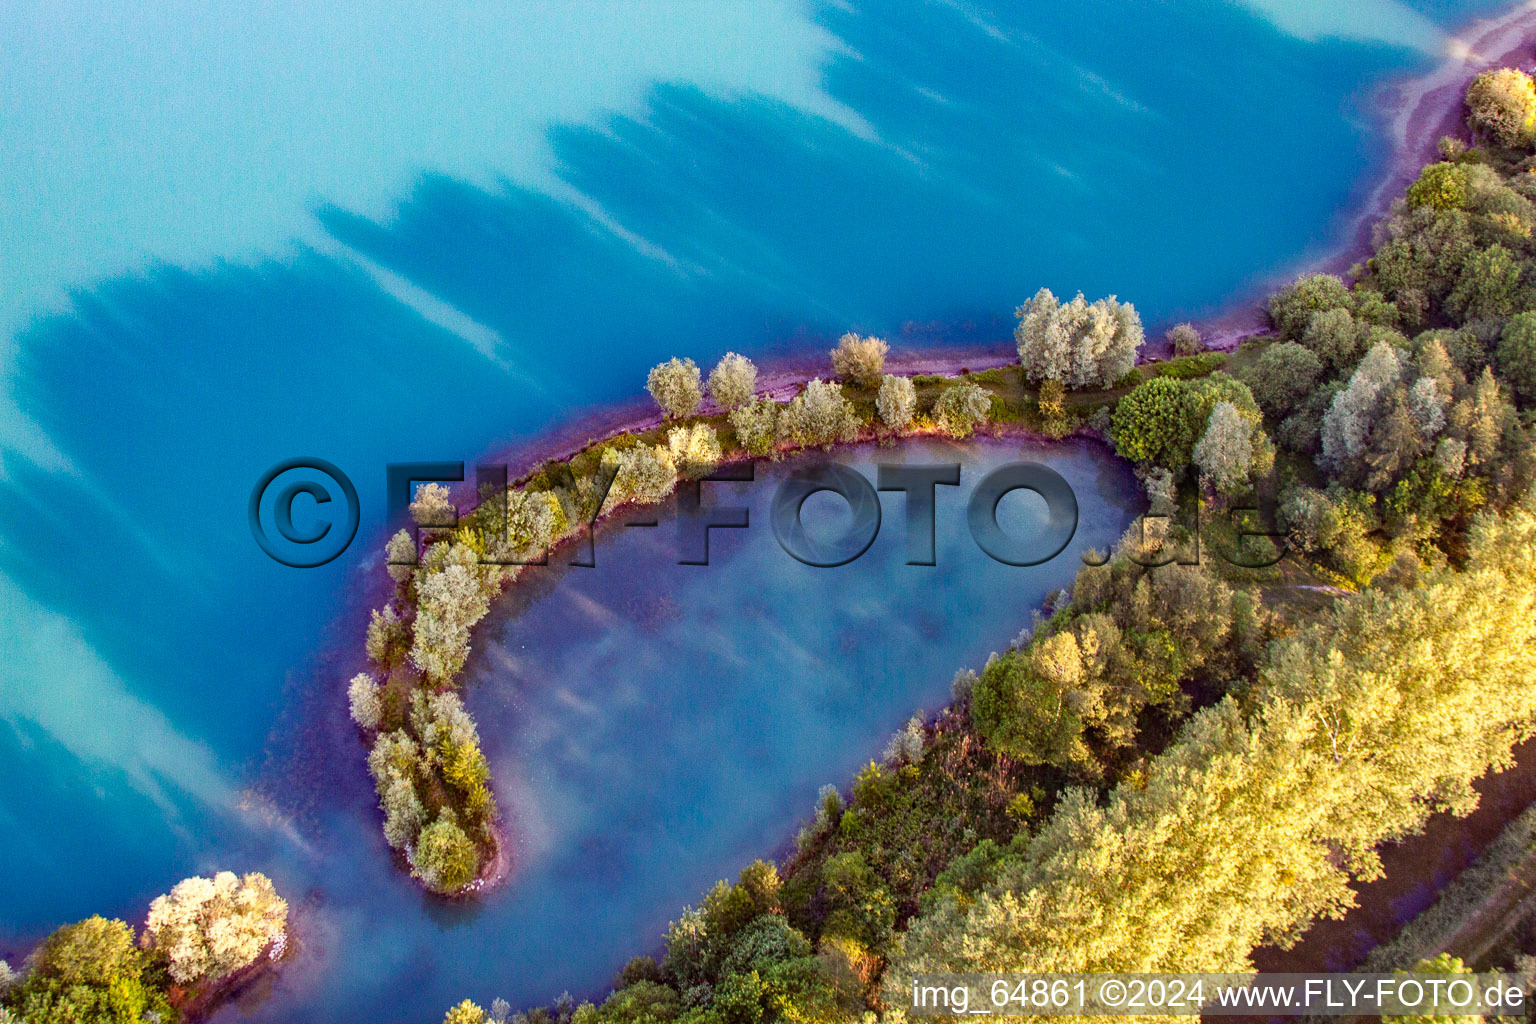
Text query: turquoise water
223 439 1140 1021
0 0 1515 1020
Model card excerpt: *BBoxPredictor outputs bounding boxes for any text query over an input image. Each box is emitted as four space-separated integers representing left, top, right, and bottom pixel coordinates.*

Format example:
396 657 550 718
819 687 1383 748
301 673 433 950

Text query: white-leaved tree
1193 401 1256 495
876 374 917 430
347 673 383 730
144 872 288 984
1015 288 1143 389
667 423 723 478
410 482 456 527
1319 342 1404 475
707 352 758 410
831 332 889 387
646 357 703 418
410 546 494 686
778 378 860 447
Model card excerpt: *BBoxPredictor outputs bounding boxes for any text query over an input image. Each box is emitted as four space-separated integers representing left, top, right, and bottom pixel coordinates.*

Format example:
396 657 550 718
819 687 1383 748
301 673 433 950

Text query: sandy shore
1200 4 1536 354
473 342 1020 497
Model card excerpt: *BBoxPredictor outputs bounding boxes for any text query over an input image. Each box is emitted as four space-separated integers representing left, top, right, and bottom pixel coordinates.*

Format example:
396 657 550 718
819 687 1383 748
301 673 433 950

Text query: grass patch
1154 352 1227 379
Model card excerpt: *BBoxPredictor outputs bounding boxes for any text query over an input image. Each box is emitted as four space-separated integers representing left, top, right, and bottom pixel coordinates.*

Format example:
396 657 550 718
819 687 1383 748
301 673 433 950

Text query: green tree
1448 244 1525 321
412 814 480 893
890 497 1536 993
444 999 488 1024
1267 273 1352 339
1239 341 1323 419
932 382 991 438
1497 310 1536 403
1301 307 1372 373
1111 378 1199 467
7 917 173 1024
1406 162 1471 211
1382 954 1481 1024
971 631 1096 769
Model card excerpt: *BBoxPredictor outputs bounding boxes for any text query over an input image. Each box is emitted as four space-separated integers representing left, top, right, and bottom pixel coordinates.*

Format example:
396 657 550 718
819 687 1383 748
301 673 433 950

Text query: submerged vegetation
420 65 1536 1022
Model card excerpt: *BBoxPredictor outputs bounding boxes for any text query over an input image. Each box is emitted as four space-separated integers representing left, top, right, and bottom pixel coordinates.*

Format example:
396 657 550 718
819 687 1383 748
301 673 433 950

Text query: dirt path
1251 737 1536 975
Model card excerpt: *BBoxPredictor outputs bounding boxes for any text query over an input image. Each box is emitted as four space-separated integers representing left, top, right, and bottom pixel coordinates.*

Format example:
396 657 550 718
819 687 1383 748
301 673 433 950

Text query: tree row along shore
11 47 1536 1024
397 63 1536 1024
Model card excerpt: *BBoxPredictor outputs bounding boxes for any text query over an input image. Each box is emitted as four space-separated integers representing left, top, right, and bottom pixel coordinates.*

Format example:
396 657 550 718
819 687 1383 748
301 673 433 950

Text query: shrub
1015 288 1144 389
412 814 480 892
707 352 757 410
504 488 566 553
932 382 991 437
875 374 917 430
385 529 417 582
830 332 889 388
728 398 780 456
1238 341 1323 419
1142 466 1177 515
778 379 860 447
144 872 288 984
1166 322 1203 355
1466 67 1536 148
646 357 703 418
601 443 678 512
666 423 723 478
365 604 409 666
1038 377 1067 422
1155 352 1226 379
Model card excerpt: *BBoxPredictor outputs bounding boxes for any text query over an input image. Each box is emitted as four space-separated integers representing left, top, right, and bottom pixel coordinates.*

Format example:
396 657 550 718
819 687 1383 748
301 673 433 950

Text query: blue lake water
213 438 1140 1022
0 0 1517 1020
